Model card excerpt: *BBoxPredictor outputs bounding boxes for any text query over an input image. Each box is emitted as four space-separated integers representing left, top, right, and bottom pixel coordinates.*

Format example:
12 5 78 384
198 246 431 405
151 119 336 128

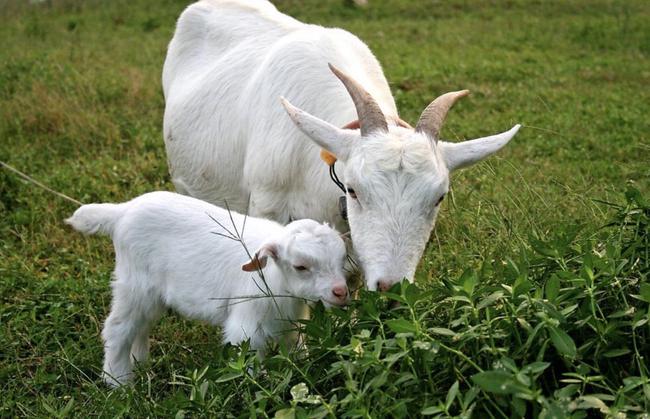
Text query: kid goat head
281 64 520 292
242 218 349 307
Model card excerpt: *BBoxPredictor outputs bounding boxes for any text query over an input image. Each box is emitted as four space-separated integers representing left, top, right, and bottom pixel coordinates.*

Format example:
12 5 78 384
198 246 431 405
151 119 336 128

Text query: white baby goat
66 191 349 387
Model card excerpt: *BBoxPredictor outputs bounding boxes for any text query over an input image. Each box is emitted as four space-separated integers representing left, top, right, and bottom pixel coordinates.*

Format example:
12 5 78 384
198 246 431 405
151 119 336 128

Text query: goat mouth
323 298 348 308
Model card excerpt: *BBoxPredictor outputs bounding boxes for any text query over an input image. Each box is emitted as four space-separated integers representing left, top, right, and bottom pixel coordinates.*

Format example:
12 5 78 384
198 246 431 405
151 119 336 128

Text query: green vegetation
1 0 648 417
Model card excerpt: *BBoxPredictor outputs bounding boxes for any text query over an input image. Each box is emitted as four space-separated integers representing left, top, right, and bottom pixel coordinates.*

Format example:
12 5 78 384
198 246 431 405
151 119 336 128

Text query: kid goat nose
377 280 392 292
332 284 348 299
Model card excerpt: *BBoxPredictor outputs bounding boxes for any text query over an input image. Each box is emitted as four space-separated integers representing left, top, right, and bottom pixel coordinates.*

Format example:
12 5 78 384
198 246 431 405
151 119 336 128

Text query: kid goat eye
346 188 357 199
294 265 308 271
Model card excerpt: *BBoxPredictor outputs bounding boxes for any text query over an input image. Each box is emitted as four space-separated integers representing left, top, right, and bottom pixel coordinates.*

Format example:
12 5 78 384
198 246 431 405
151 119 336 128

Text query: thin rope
0 160 84 206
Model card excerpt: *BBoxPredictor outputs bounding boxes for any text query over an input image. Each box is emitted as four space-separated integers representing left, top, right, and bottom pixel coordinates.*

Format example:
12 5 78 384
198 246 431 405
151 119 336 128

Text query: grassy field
1 0 649 417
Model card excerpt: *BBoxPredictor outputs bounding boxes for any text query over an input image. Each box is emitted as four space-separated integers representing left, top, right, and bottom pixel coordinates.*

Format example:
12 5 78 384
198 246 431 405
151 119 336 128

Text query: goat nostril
332 285 348 299
377 280 391 292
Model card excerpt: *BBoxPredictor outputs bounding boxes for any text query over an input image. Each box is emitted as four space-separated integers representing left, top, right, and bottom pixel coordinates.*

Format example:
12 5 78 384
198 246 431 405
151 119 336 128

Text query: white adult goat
66 191 349 387
163 0 521 291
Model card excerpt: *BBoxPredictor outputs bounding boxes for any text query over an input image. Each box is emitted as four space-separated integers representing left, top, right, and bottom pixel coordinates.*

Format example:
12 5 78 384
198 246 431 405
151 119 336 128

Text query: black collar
329 163 346 193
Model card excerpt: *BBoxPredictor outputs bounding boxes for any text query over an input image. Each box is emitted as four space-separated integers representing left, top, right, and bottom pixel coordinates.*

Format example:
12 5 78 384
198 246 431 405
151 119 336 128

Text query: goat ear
280 97 358 162
242 243 279 272
393 117 413 129
439 125 521 172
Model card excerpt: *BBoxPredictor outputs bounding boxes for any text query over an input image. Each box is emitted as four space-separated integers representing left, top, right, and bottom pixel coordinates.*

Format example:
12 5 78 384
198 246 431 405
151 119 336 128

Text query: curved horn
328 63 388 136
415 90 470 142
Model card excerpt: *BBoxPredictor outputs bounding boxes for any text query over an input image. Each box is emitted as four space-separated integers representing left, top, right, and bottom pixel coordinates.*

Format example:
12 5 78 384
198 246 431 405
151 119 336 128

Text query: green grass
1 0 648 417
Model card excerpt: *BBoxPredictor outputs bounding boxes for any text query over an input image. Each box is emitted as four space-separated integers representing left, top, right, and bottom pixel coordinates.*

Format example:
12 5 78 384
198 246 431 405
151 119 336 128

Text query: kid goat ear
241 243 279 272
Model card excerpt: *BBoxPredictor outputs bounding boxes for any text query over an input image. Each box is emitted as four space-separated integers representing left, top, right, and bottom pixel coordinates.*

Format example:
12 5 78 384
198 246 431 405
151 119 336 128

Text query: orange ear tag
320 149 337 166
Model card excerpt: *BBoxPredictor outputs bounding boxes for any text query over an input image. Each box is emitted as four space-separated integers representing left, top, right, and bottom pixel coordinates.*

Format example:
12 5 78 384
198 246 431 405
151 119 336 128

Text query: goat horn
415 90 470 142
328 63 388 136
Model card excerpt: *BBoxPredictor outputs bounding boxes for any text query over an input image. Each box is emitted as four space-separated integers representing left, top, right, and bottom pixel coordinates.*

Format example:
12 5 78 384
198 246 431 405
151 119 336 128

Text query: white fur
163 0 520 290
66 191 348 387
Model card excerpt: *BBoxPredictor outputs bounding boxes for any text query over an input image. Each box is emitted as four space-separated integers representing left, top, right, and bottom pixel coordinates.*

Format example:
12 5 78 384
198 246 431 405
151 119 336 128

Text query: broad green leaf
513 397 527 417
609 308 635 318
445 381 459 410
290 382 309 401
603 348 631 358
577 395 609 414
529 236 559 258
384 351 409 364
639 283 650 303
545 275 560 302
516 372 531 387
366 371 388 390
446 295 472 304
622 376 647 392
308 406 330 419
555 384 580 399
460 269 477 296
523 362 551 374
404 282 425 305
464 386 479 407
471 371 516 395
413 340 432 351
215 371 243 383
559 304 579 316
383 292 406 304
429 327 456 337
540 401 570 419
274 408 295 419
421 406 444 415
199 381 209 399
499 357 517 373
513 277 532 298
394 373 416 386
361 298 379 317
477 291 504 310
386 319 417 334
549 327 577 358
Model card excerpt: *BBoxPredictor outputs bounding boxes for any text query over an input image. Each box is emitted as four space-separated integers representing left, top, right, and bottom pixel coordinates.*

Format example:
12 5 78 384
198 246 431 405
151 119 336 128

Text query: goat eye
346 188 357 199
293 265 308 271
435 194 446 206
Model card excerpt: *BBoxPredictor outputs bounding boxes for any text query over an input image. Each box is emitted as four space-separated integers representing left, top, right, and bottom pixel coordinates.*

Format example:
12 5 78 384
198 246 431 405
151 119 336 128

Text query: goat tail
65 203 126 237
